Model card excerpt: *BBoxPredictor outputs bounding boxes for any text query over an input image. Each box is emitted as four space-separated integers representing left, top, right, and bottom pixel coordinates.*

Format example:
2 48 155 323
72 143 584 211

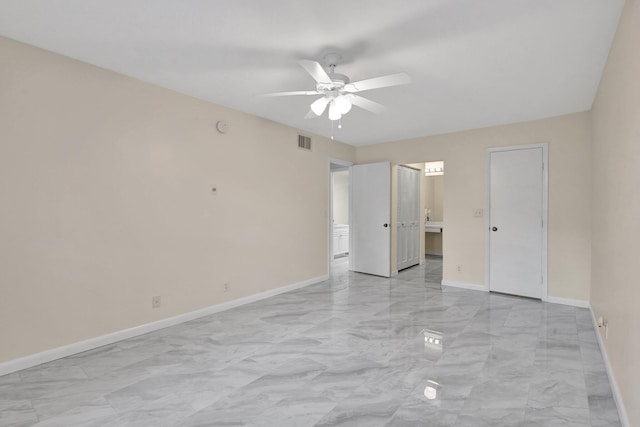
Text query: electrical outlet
224 283 229 293
474 208 483 218
152 296 161 309
457 265 462 272
597 316 609 339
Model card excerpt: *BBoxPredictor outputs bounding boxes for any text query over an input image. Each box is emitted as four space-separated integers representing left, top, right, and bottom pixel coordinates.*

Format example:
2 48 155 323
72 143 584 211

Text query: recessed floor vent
298 135 311 151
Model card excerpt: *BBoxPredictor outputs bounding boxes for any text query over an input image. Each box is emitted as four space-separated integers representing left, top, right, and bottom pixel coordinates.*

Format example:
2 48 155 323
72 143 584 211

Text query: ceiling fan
262 53 411 121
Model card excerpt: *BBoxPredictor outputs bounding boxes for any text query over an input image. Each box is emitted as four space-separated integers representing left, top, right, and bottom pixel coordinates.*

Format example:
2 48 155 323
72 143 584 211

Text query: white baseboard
391 270 398 277
542 295 589 308
441 280 489 292
0 274 328 377
589 306 630 427
440 283 589 309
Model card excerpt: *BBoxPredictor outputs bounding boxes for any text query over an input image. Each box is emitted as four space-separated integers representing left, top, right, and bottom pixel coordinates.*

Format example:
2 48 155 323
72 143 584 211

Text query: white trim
441 280 489 292
329 166 334 270
329 157 353 168
391 270 398 277
542 295 589 308
485 143 549 299
590 306 630 427
440 282 590 308
0 274 328 377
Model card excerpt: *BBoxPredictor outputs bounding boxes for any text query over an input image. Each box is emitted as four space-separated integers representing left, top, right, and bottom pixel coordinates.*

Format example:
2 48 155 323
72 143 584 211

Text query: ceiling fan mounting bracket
323 52 342 68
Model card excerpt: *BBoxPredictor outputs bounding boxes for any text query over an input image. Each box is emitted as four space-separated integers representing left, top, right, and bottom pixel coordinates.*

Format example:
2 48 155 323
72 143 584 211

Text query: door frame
328 157 353 273
485 143 548 299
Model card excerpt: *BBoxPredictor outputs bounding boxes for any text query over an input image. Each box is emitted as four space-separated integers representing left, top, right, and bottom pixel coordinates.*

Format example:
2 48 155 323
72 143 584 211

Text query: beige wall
331 170 349 225
357 112 592 300
590 0 640 424
0 36 355 363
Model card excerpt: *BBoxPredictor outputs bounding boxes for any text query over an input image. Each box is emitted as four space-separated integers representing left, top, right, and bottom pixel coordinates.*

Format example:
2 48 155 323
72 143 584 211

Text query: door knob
492 226 498 231
383 223 389 228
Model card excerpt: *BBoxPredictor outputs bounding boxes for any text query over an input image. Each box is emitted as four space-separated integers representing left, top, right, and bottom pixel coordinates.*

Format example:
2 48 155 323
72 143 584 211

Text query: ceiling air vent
298 135 311 151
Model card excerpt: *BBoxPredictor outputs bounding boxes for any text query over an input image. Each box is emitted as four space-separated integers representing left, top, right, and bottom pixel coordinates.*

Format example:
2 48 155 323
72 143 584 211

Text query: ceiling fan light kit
328 100 342 121
262 52 410 125
334 95 352 114
310 97 331 116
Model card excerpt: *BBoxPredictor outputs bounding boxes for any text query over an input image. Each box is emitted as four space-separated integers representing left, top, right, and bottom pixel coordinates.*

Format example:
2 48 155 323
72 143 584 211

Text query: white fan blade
349 95 387 114
261 90 319 97
343 73 410 93
310 97 331 116
298 60 332 84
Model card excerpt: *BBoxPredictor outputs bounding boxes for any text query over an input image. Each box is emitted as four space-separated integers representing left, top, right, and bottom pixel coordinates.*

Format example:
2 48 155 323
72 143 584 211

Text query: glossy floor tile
0 256 621 426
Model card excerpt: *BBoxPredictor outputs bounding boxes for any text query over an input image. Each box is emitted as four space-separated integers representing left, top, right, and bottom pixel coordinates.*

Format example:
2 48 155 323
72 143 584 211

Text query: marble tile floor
0 256 621 426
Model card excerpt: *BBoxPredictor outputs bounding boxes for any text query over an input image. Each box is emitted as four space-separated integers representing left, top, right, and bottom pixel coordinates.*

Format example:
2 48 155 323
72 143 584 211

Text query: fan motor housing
317 73 349 91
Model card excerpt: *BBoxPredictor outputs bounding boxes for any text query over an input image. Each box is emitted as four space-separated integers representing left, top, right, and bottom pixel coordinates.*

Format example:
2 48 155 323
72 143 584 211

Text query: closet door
397 167 408 270
397 166 420 271
409 168 420 266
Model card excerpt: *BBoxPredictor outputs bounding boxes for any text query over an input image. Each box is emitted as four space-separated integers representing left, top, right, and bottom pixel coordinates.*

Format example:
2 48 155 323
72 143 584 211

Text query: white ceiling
0 0 624 146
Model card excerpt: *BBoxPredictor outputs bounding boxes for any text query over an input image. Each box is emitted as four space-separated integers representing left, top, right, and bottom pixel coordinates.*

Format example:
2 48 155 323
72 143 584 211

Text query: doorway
423 161 445 260
329 158 352 274
487 144 548 299
394 161 446 276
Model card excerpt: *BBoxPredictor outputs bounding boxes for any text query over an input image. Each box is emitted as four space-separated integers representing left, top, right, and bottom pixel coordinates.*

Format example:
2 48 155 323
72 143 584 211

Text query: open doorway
329 159 352 274
424 161 444 259
395 161 444 283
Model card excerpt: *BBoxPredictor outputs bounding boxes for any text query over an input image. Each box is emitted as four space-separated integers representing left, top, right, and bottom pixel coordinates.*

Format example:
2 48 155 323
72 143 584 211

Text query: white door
489 147 544 298
397 166 420 271
350 162 391 277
